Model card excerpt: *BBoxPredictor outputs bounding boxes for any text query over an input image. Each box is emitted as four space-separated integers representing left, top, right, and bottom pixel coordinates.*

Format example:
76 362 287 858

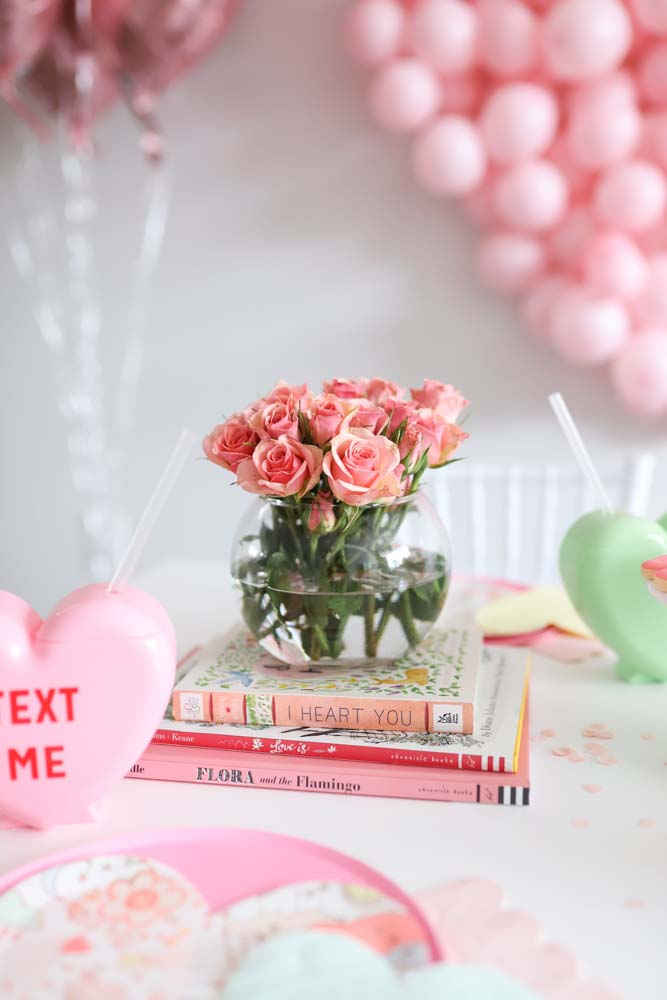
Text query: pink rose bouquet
205 377 468 663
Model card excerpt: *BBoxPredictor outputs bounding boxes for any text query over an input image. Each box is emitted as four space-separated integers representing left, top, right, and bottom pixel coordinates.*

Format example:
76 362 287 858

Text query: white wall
1 0 666 614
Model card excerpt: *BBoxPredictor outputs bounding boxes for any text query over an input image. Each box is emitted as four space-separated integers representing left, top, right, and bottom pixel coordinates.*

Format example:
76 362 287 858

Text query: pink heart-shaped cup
0 583 176 829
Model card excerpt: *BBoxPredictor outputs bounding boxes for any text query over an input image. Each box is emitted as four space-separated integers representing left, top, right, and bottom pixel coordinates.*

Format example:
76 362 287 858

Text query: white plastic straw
548 392 613 515
107 429 196 592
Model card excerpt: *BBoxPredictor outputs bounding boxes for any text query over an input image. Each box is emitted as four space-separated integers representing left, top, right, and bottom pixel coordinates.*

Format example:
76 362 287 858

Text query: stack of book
129 623 531 806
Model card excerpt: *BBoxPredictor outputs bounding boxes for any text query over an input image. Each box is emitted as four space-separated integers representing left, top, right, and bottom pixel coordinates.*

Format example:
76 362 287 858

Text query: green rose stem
398 590 419 647
373 596 394 650
364 593 377 658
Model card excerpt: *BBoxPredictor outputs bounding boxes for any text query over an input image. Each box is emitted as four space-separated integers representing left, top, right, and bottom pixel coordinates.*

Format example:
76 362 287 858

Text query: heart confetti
347 0 667 418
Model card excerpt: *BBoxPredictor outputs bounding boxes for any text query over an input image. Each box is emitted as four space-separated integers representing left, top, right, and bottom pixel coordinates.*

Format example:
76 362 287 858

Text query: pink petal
582 784 603 794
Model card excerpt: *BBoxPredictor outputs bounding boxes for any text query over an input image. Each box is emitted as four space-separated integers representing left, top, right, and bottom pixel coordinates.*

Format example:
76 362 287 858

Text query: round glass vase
231 490 451 666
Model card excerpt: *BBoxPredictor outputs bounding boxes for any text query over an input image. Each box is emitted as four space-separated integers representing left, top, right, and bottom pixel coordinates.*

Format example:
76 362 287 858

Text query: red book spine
151 727 502 772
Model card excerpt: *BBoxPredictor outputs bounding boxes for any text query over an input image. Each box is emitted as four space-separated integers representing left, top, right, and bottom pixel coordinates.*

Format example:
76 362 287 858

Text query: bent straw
107 429 197 592
548 392 613 515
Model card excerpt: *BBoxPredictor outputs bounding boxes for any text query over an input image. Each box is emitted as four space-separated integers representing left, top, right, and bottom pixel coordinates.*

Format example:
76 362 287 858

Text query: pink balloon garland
346 0 667 419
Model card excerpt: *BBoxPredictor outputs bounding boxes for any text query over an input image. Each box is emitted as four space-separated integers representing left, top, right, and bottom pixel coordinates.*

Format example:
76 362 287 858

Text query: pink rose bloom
323 428 403 506
202 415 259 473
365 377 406 404
308 394 347 446
342 400 388 436
412 409 469 467
383 396 420 434
307 492 336 532
237 436 323 497
398 421 427 465
264 380 312 409
410 380 469 423
250 400 300 441
322 377 368 399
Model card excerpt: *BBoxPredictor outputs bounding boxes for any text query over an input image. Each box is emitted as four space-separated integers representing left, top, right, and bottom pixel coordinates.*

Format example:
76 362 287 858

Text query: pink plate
0 826 443 961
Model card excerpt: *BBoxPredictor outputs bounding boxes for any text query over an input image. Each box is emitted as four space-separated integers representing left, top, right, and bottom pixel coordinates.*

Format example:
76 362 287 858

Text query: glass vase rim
258 490 427 510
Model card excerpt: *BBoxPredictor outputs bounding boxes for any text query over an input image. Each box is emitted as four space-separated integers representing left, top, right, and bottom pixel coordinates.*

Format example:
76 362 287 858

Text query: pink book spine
128 748 527 805
152 727 502 772
172 691 473 735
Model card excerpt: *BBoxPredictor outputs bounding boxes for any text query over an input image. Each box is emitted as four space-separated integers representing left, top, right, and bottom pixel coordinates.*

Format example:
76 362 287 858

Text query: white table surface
2 561 666 1000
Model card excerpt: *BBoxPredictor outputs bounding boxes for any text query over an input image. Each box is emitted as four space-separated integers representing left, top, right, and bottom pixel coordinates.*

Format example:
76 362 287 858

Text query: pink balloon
550 286 630 365
543 0 633 80
548 138 592 198
0 0 61 80
565 71 637 112
637 224 667 254
549 205 595 267
582 231 648 299
439 74 484 115
117 0 240 96
463 183 497 227
412 115 487 195
477 0 538 77
493 160 569 231
611 327 667 418
92 0 132 41
638 43 667 104
346 0 405 67
632 0 667 34
370 58 442 132
480 83 559 164
594 160 667 232
642 111 667 169
566 81 641 169
477 231 546 293
407 0 478 76
520 274 569 336
634 254 667 324
27 24 118 144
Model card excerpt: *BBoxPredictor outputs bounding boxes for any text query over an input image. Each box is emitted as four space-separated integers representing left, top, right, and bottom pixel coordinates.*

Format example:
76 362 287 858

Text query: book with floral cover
158 644 529 772
171 626 482 735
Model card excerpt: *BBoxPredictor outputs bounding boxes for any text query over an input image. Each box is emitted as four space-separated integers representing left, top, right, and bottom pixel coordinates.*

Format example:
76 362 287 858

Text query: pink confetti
553 746 576 758
582 783 602 794
640 732 656 742
540 728 556 738
638 818 656 828
588 723 606 731
570 817 590 828
569 753 586 763
597 756 618 766
584 742 606 753
624 898 647 910
582 728 614 739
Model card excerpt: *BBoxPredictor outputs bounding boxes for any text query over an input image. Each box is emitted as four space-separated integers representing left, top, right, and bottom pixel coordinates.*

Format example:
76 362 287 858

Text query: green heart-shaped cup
560 511 667 683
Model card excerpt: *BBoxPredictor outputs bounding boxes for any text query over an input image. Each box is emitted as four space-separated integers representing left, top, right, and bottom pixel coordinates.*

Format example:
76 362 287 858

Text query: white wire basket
426 455 656 585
